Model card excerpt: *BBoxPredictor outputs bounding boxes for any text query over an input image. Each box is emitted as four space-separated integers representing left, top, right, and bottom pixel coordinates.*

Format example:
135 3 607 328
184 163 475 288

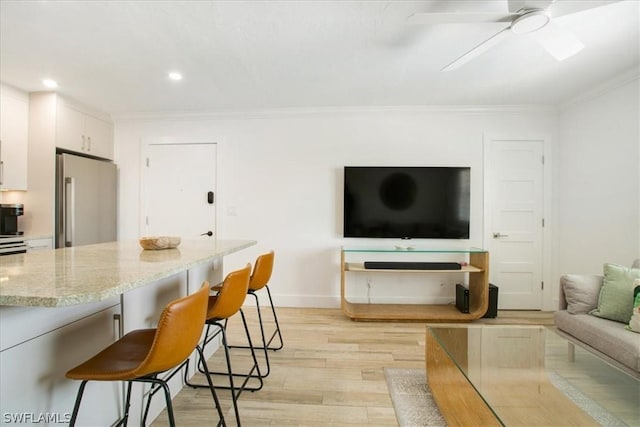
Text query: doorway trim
483 133 554 311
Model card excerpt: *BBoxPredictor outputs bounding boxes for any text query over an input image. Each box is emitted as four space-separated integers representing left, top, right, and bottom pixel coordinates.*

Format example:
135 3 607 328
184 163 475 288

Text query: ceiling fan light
511 10 550 34
536 21 585 61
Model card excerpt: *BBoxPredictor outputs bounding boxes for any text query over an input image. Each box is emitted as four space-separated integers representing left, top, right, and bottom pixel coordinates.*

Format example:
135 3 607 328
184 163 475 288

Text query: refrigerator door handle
64 177 76 247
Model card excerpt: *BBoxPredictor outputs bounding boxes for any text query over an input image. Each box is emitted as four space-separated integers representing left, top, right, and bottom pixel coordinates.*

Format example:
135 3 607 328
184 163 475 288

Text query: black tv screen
343 166 470 239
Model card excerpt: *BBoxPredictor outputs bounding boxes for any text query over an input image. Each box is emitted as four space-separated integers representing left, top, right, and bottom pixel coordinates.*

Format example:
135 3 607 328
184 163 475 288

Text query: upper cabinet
56 99 114 160
0 85 29 190
24 93 114 236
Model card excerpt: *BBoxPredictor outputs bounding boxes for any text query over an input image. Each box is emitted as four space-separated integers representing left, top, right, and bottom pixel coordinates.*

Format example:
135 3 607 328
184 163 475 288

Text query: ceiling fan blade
549 0 621 19
407 12 515 26
536 21 584 60
442 26 512 72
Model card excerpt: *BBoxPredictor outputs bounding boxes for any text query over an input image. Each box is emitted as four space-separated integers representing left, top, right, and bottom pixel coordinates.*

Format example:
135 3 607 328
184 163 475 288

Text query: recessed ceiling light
42 78 58 88
168 72 183 81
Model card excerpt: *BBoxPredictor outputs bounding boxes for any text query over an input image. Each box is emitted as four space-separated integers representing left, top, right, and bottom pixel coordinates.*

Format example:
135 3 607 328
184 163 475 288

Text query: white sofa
554 262 640 379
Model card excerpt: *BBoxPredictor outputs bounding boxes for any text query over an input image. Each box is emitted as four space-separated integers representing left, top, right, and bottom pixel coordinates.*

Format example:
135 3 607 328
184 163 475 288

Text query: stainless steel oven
0 237 27 255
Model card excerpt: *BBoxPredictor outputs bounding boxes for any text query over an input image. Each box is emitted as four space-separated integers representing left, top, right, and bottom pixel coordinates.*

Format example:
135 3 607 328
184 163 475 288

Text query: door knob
200 231 213 237
492 232 509 239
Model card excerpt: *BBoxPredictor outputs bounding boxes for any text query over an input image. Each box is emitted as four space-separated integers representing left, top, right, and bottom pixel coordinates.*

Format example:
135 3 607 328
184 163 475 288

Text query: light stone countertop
0 239 256 307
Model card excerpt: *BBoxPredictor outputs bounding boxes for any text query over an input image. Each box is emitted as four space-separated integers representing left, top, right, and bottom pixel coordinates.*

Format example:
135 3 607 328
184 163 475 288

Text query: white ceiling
1 0 638 115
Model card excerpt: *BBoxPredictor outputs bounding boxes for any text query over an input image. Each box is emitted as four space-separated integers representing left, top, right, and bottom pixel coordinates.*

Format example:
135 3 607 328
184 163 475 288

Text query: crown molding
112 104 557 122
560 67 640 110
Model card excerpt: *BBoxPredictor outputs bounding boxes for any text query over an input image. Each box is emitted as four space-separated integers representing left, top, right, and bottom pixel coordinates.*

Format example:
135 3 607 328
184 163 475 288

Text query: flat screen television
343 166 470 239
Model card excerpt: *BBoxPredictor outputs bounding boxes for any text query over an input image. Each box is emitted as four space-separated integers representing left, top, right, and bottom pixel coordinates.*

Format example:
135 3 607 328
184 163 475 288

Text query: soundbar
363 261 462 270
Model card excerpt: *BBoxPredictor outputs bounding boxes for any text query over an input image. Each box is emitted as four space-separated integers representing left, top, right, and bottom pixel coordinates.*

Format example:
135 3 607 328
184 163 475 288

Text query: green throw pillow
627 283 640 333
590 263 640 324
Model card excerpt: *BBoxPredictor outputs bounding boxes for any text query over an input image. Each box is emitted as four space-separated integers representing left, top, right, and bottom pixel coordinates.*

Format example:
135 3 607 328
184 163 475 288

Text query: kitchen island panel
1 304 122 426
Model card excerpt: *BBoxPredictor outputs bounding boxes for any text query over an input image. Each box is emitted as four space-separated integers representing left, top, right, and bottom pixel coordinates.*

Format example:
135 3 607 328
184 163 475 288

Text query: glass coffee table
426 325 640 426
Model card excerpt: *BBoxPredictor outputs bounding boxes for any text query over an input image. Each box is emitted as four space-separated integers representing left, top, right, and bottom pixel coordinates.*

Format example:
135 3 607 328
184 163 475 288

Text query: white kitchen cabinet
0 85 29 190
56 100 114 160
0 302 122 426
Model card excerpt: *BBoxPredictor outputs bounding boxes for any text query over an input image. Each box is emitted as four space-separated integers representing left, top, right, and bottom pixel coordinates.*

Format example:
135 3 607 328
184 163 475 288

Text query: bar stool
185 263 262 426
226 251 283 378
65 283 224 427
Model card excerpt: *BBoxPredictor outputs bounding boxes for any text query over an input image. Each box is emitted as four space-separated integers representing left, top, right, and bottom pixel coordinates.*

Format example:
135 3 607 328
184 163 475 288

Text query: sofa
554 261 640 379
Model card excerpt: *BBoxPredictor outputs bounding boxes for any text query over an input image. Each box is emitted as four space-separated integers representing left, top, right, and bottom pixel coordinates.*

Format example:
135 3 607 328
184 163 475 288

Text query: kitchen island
0 239 256 425
0 239 256 307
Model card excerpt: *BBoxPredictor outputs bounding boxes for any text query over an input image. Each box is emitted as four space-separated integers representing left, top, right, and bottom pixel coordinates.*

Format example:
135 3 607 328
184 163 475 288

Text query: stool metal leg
119 381 132 427
196 345 227 427
263 286 284 351
229 286 284 378
180 344 226 426
186 321 244 426
70 380 133 427
137 377 175 427
210 310 264 391
68 380 88 427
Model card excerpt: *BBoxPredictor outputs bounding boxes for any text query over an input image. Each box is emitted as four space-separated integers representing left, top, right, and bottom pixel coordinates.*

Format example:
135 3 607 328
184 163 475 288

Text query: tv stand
340 246 489 321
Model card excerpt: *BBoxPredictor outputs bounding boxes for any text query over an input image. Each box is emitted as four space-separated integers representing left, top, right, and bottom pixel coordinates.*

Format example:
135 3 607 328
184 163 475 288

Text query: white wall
114 107 558 308
557 72 640 275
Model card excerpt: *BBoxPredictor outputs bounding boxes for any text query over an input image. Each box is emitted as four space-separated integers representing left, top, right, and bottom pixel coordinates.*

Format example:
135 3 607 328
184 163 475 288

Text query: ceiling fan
409 0 619 71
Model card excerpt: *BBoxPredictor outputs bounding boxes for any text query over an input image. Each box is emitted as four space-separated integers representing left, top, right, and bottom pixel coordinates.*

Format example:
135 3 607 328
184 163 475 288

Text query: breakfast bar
0 239 256 425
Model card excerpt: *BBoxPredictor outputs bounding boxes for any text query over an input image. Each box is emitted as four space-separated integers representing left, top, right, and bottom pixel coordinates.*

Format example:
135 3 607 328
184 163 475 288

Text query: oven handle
64 177 76 247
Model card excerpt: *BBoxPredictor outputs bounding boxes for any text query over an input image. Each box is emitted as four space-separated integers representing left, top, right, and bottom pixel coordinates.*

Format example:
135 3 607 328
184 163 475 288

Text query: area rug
384 368 446 427
547 372 628 427
385 368 629 427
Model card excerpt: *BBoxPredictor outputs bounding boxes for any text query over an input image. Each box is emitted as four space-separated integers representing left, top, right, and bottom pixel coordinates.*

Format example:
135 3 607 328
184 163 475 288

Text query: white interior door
142 143 217 238
484 137 544 309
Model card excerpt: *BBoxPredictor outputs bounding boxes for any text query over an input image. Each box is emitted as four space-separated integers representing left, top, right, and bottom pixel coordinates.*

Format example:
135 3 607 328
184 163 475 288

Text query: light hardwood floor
151 307 555 426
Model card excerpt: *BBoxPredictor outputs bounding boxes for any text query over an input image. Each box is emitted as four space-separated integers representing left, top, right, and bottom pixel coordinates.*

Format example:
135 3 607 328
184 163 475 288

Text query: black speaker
455 283 469 313
483 284 499 318
455 283 499 317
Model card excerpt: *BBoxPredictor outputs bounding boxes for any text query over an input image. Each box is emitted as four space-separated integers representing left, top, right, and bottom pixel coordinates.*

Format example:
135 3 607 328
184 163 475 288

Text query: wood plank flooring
152 307 554 426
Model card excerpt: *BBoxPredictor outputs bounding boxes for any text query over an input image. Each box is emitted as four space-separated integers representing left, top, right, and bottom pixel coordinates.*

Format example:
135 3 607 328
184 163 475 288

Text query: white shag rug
384 368 446 427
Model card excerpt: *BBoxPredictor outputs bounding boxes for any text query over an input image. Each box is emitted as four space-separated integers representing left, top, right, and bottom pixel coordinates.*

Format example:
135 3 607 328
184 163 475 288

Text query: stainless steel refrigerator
55 153 117 248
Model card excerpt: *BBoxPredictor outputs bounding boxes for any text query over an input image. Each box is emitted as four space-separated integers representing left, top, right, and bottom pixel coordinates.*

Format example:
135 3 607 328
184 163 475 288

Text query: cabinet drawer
0 297 120 352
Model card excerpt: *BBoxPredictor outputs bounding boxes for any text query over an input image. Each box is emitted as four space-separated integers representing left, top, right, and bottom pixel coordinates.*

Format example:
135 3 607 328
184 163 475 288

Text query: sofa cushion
590 263 640 324
555 310 640 372
562 274 602 314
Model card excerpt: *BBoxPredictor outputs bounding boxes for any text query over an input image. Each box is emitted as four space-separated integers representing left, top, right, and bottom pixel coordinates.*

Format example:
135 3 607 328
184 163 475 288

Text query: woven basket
139 236 181 250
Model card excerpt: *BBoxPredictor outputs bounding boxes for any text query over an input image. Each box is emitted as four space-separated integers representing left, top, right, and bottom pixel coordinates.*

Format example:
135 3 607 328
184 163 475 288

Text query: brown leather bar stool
65 283 224 427
226 251 283 378
185 263 262 427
